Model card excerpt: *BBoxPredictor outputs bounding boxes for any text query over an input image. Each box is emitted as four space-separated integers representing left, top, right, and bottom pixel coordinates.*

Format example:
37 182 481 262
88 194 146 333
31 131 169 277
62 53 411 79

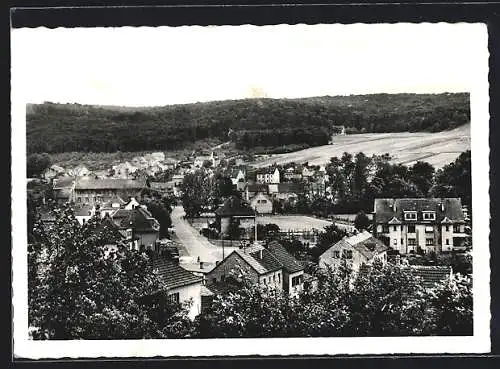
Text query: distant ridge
26 93 470 154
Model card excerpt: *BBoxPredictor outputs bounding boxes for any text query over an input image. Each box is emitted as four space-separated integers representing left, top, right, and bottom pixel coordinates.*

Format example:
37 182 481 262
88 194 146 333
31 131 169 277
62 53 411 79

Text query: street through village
170 205 238 264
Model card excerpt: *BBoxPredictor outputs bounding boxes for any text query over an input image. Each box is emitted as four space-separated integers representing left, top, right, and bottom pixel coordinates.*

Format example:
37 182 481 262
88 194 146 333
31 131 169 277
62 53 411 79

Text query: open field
252 124 470 169
256 215 332 232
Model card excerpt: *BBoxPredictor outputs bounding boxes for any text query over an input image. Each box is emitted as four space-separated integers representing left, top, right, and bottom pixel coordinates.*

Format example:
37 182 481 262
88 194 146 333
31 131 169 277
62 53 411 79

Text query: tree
181 170 211 218
226 217 243 240
432 151 471 207
143 198 172 238
311 225 348 261
409 161 435 196
28 205 192 339
354 211 371 231
256 223 280 241
27 153 51 178
423 274 473 335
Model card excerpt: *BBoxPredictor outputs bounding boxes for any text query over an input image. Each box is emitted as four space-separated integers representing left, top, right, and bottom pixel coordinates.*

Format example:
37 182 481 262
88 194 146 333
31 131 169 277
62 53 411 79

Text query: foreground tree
354 211 371 231
28 206 192 339
180 170 212 218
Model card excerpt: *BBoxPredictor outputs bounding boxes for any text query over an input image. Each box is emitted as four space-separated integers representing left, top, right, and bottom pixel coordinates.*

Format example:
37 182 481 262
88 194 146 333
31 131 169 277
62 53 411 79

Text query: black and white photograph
11 22 490 358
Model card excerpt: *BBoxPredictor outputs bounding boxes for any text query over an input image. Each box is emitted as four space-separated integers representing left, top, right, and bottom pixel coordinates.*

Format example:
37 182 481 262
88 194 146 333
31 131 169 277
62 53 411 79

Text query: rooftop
74 177 147 190
410 265 452 289
374 198 465 223
152 259 203 290
215 196 256 217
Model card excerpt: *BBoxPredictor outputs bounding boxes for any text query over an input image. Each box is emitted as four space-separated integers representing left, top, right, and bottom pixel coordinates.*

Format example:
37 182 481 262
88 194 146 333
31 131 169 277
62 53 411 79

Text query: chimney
441 203 445 212
392 200 396 212
259 249 263 259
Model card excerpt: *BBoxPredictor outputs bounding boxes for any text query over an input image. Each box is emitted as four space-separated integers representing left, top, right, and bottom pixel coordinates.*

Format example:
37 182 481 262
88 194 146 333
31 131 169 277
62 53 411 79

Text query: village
27 135 473 327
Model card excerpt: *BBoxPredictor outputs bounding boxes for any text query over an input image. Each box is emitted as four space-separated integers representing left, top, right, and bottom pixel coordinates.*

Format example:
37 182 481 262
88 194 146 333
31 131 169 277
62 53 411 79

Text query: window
333 250 340 258
401 238 404 245
273 275 276 283
382 225 390 233
453 225 461 233
277 273 281 283
404 212 417 220
425 226 434 233
408 238 416 246
423 212 436 220
263 278 267 285
446 239 450 245
393 239 398 246
292 275 302 287
407 225 416 233
426 238 434 246
393 225 398 231
168 292 180 304
445 225 450 232
342 250 353 259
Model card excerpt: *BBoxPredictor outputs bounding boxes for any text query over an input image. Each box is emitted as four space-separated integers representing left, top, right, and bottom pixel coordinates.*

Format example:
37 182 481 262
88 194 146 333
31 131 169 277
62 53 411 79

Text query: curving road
170 206 238 264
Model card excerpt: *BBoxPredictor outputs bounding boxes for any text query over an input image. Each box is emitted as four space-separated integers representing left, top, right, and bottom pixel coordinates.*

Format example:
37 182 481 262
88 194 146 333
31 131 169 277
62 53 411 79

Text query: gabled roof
256 167 278 175
374 198 465 223
118 207 159 232
101 196 127 208
74 178 146 190
233 249 269 275
410 265 452 289
267 241 305 273
388 217 401 224
320 231 389 261
152 259 203 289
215 196 255 217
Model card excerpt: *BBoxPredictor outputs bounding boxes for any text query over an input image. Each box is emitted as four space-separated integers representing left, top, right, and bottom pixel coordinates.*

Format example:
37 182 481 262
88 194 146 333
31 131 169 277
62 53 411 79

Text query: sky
11 23 487 107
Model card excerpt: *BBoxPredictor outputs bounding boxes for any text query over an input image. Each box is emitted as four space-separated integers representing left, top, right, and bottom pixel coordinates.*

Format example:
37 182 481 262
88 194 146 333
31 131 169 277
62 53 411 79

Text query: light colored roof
74 178 146 190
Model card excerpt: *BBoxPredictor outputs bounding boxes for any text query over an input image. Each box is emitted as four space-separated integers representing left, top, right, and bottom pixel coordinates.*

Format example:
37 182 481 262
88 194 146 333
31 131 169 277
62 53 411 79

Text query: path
170 205 237 264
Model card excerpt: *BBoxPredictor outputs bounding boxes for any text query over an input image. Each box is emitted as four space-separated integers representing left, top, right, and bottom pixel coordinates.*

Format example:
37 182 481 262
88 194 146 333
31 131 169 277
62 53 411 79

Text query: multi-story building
73 177 147 205
373 198 468 254
256 167 280 184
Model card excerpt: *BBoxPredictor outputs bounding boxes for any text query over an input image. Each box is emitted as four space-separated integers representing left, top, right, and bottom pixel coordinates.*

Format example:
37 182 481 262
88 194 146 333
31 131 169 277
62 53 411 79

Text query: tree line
27 93 469 154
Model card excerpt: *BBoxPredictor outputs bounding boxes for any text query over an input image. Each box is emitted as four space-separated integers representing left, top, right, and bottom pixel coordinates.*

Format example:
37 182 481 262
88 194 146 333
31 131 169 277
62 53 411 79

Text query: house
301 166 314 179
269 183 304 202
152 258 204 320
112 161 138 179
52 176 76 204
266 241 305 296
283 167 302 181
373 198 468 254
410 265 453 290
194 151 217 168
68 164 92 178
96 196 127 218
229 168 246 185
319 231 390 272
256 167 280 184
170 174 184 197
249 192 273 214
73 204 96 225
149 181 174 197
44 164 66 181
245 183 269 201
73 177 147 205
207 244 283 292
117 206 160 251
214 195 256 237
206 241 305 296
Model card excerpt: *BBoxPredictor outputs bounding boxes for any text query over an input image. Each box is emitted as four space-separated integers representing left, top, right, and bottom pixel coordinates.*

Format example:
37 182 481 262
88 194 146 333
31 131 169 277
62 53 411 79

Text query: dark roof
215 196 255 217
256 167 278 175
267 241 305 273
246 184 269 193
411 265 452 289
374 198 465 223
101 196 127 208
277 183 304 194
249 248 283 273
74 178 146 190
118 207 159 231
152 259 203 289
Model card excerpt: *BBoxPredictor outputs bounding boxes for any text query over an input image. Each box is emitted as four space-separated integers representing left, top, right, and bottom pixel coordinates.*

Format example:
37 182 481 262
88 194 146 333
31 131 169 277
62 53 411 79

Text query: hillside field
253 124 470 169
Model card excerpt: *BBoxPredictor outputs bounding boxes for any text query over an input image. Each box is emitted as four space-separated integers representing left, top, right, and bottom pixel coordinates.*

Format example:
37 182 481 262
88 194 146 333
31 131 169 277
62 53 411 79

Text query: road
170 206 237 264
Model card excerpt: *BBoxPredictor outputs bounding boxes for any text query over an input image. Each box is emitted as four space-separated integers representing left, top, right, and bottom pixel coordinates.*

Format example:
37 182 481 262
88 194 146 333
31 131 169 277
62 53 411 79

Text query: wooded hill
26 93 470 154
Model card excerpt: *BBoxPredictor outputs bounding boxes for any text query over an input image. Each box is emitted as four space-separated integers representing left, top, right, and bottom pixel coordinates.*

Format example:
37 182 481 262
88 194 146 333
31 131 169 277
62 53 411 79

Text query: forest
26 93 470 154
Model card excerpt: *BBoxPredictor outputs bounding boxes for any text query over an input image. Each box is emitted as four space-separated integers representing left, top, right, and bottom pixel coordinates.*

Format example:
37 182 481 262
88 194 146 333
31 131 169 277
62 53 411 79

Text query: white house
319 231 390 272
250 192 273 214
256 167 280 184
152 259 204 320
